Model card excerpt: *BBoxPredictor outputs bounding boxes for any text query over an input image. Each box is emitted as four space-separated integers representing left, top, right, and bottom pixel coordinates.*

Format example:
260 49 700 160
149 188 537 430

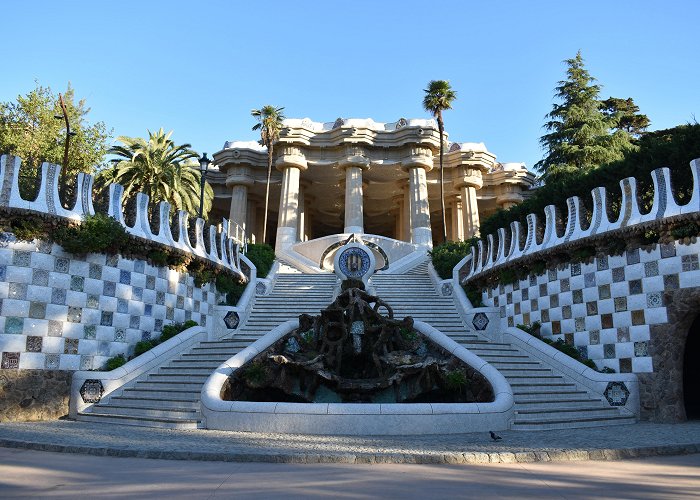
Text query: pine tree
535 52 640 182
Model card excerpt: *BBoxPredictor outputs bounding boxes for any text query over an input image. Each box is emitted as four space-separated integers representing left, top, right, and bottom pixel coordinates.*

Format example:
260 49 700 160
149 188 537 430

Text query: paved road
0 447 698 499
1 420 699 464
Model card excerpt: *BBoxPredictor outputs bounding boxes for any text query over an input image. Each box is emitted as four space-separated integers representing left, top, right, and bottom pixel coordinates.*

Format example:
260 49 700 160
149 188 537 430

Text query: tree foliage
535 52 647 182
480 123 700 238
0 82 110 177
423 80 457 243
251 105 285 243
97 128 213 218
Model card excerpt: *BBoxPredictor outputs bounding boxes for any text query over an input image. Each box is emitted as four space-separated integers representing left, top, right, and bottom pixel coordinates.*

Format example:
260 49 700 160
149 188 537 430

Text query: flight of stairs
371 262 636 431
77 264 338 429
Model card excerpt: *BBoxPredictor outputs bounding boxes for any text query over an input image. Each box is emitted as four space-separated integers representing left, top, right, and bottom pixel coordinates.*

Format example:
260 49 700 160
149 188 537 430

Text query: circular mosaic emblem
338 247 371 279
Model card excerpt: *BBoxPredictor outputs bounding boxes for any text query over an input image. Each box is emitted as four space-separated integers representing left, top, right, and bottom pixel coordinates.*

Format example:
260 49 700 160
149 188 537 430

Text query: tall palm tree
98 128 213 218
423 80 457 243
251 105 285 243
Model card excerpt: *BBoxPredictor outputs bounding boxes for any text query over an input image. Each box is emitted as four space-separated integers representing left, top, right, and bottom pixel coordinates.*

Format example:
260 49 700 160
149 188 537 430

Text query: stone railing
0 154 245 278
457 159 700 283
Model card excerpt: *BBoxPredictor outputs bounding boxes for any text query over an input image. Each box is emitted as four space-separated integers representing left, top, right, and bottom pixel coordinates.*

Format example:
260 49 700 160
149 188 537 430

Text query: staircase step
77 412 198 429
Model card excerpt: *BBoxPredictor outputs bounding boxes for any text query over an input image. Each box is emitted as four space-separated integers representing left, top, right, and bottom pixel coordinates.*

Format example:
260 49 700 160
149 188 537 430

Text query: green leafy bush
9 217 44 241
429 238 478 279
104 354 126 370
444 370 468 393
244 243 275 278
159 320 198 343
54 213 128 255
215 273 248 306
133 340 154 357
671 221 700 240
463 286 483 307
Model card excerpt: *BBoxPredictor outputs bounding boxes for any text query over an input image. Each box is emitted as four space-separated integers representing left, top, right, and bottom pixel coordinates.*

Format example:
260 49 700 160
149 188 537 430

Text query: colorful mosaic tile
119 270 131 285
644 261 659 277
597 255 609 271
507 316 514 327
660 242 676 258
601 314 613 329
70 275 85 292
626 248 640 265
86 294 100 309
117 299 128 314
156 291 165 305
552 321 561 334
541 309 550 322
589 330 600 345
550 294 559 308
614 297 628 312
54 257 70 273
539 284 547 296
575 317 585 332
4 317 24 335
512 280 520 291
26 336 42 352
89 264 102 279
29 302 46 319
682 254 700 272
8 283 27 300
548 269 557 281
617 326 630 342
106 254 119 267
584 272 596 288
560 278 570 292
145 304 153 316
598 284 611 300
51 287 66 305
154 319 163 331
134 260 145 274
577 345 588 359
67 306 82 323
573 289 583 304
612 267 625 283
529 275 537 286
130 315 140 329
48 320 62 337
493 296 499 307
562 305 572 319
604 343 616 359
111 328 124 342
1 352 20 369
84 325 97 339
176 296 184 309
647 292 663 308
141 331 152 341
187 286 193 298
530 299 538 311
12 250 31 267
146 275 156 290
514 303 521 315
32 269 49 286
631 310 645 325
133 287 143 301
45 353 60 369
565 332 574 345
103 281 116 297
64 338 79 354
586 301 598 316
500 306 506 318
506 292 512 305
571 262 581 276
521 288 529 300
36 240 52 253
0 265 5 281
80 355 93 370
629 279 643 295
100 311 113 326
619 358 632 373
663 274 680 291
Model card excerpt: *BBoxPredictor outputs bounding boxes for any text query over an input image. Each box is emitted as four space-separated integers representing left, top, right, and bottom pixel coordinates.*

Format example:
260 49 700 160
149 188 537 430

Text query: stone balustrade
0 154 245 278
458 159 700 282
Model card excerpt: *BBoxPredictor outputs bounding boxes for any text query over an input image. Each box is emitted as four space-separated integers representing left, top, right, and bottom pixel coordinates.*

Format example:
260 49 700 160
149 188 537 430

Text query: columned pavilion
209 117 535 270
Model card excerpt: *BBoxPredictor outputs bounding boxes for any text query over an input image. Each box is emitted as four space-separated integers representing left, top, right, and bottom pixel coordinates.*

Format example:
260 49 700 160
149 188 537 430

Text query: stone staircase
371 263 636 431
76 264 338 429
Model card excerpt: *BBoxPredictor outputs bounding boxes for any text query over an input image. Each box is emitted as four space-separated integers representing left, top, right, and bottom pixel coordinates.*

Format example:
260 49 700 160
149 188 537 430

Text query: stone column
461 185 480 238
297 182 306 242
226 166 254 241
451 197 464 241
496 185 524 210
341 160 369 234
275 151 308 253
406 164 432 247
247 199 257 243
402 184 411 242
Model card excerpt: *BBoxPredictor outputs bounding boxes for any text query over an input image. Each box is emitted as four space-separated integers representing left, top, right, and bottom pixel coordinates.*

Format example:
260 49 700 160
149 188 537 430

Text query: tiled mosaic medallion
32 269 50 286
80 379 104 403
114 328 126 342
644 261 659 277
51 288 66 305
44 354 60 369
626 248 640 265
224 311 240 329
629 279 643 295
8 283 27 300
604 381 630 406
612 267 625 283
54 257 69 273
598 284 611 300
67 307 82 323
12 250 31 267
570 263 581 276
647 292 663 308
70 275 85 292
682 254 699 272
663 274 680 291
631 310 645 325
1 352 20 369
604 343 616 359
103 281 116 297
659 242 676 258
634 341 649 357
614 297 627 312
441 282 453 296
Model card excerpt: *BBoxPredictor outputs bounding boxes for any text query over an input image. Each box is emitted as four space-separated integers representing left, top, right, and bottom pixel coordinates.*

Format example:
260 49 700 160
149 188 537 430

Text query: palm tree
251 105 285 243
98 128 213 218
423 80 457 243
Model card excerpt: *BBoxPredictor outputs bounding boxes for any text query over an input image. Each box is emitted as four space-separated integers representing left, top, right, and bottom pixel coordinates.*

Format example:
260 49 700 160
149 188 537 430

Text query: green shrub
159 320 199 343
671 221 700 240
104 354 126 370
54 213 128 255
148 250 168 266
429 238 478 279
215 273 248 306
244 243 275 278
570 245 596 262
463 286 483 307
10 217 44 241
444 370 468 393
133 340 154 357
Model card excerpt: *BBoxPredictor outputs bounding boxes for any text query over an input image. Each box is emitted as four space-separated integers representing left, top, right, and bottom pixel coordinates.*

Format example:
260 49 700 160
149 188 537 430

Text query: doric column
455 165 484 239
451 197 464 241
406 164 432 247
226 166 254 241
340 158 369 234
275 148 307 253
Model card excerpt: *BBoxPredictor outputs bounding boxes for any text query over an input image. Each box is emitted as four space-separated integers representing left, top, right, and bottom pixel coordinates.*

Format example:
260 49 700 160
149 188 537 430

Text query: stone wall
0 236 218 371
0 369 71 421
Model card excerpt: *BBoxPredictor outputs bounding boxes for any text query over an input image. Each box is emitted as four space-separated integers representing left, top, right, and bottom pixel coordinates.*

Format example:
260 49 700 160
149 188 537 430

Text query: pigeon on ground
489 431 502 441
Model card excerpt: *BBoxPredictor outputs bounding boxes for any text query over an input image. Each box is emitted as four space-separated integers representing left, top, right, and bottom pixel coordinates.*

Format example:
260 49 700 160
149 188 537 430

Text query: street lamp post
198 152 210 219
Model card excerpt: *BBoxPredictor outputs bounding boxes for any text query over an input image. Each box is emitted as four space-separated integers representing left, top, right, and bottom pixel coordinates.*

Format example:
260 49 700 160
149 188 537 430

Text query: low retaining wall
201 320 514 435
0 369 71 421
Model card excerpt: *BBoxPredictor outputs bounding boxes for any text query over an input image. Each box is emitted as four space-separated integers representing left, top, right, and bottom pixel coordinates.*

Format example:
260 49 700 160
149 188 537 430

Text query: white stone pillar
402 185 411 242
461 185 480 238
451 197 464 241
247 199 257 243
226 166 254 242
276 165 302 252
341 162 368 234
407 165 432 247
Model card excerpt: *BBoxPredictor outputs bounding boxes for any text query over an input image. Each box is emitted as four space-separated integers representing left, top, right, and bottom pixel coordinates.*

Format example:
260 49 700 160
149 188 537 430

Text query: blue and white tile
19 352 44 369
68 260 89 277
645 307 668 325
6 265 33 284
24 318 48 336
26 285 51 303
59 354 81 370
41 336 64 353
65 290 87 308
2 299 30 318
632 356 653 373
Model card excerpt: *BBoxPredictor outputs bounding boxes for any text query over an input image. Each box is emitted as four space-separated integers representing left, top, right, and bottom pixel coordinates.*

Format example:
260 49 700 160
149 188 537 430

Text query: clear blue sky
1 0 698 172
